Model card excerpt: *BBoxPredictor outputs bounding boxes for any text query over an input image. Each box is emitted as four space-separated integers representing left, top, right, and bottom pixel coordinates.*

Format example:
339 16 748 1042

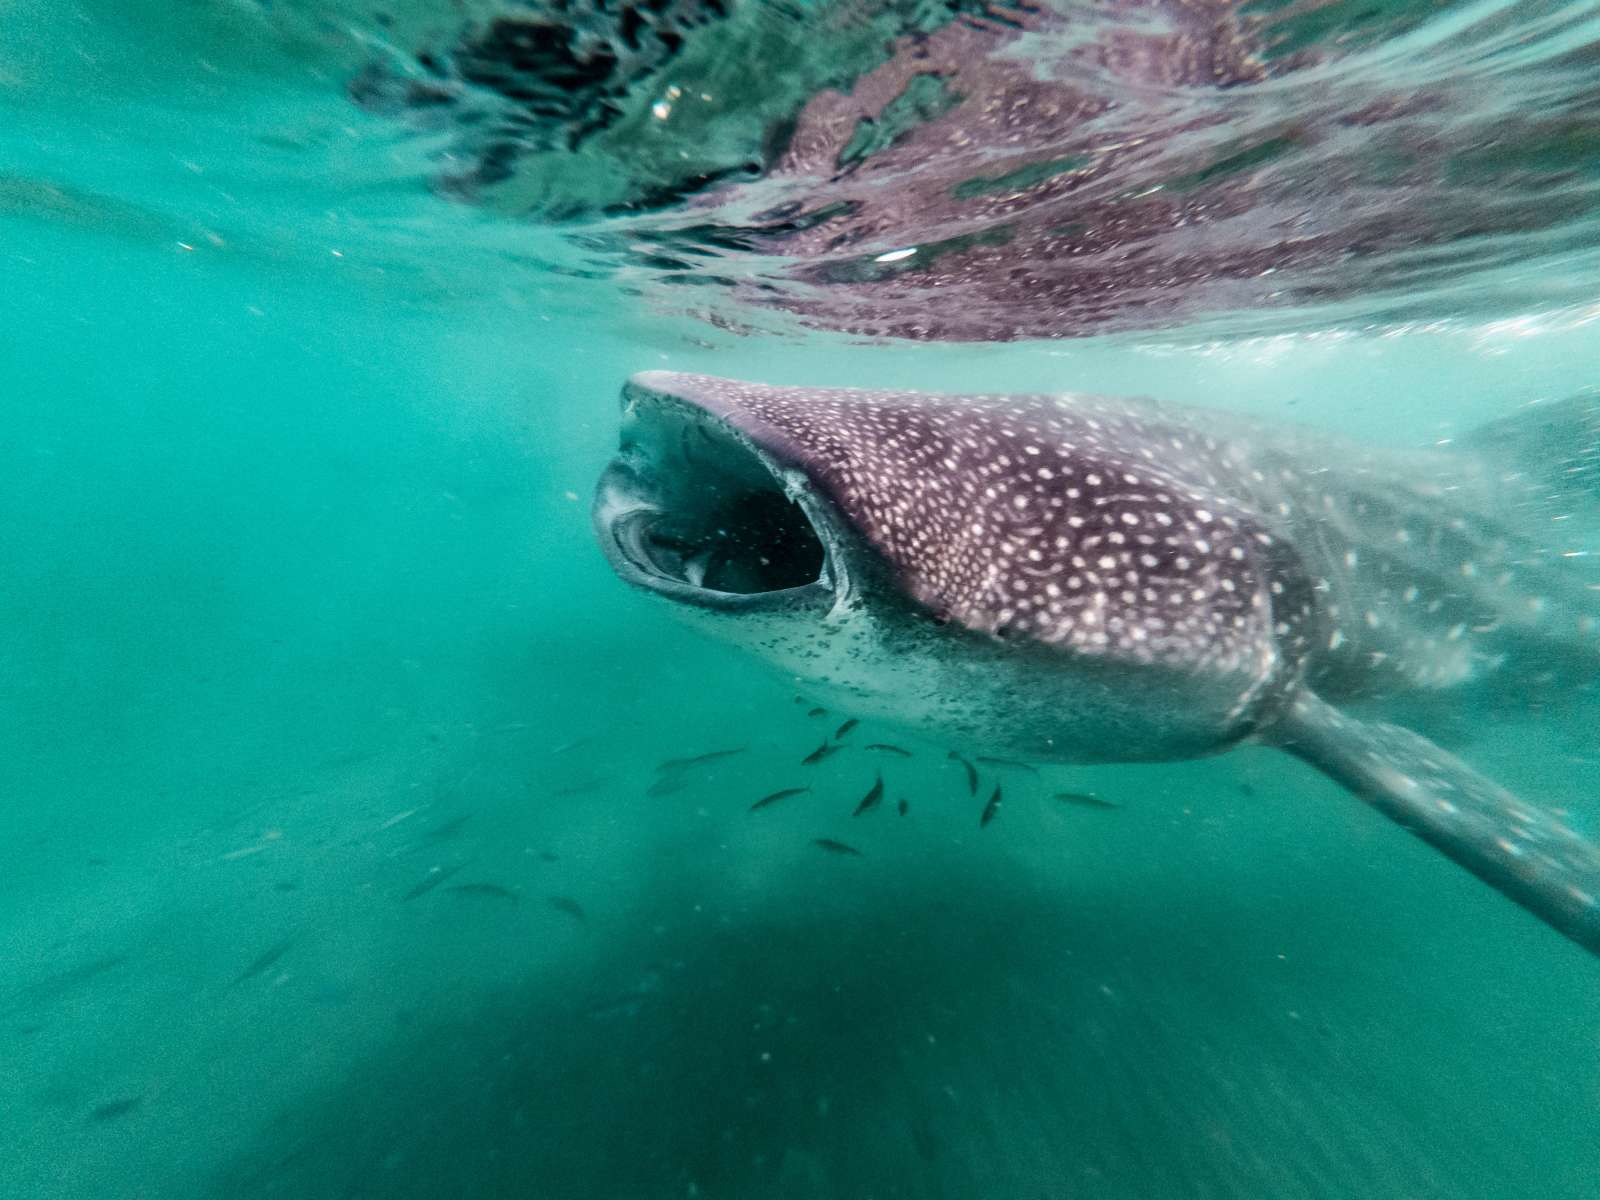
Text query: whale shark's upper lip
592 372 843 614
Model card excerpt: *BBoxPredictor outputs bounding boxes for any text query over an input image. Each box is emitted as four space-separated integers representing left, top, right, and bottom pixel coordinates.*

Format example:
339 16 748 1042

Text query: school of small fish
674 696 1129 843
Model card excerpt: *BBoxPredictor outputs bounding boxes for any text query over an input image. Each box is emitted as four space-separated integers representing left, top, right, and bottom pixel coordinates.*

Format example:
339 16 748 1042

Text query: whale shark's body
594 372 1600 955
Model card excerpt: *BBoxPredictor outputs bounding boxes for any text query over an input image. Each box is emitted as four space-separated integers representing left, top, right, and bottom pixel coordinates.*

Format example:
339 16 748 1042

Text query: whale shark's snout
593 372 843 615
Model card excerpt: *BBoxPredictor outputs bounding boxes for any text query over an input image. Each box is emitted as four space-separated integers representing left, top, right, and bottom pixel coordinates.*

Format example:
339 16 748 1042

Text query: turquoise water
3 3 1599 1197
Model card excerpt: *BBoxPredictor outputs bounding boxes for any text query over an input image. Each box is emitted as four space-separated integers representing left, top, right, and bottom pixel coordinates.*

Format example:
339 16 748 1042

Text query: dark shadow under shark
594 372 1600 955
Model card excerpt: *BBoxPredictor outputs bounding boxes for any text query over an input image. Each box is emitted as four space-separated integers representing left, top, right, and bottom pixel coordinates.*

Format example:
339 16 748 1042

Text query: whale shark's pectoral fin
1269 691 1600 957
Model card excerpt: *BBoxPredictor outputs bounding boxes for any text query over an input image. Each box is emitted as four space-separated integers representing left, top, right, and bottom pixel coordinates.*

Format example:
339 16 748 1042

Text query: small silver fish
232 938 294 985
813 837 863 856
402 863 466 901
419 812 473 843
802 740 840 766
853 773 885 816
87 1096 141 1123
751 786 809 811
446 883 520 902
1052 791 1119 809
947 751 978 795
548 895 587 922
656 747 747 772
979 786 1003 828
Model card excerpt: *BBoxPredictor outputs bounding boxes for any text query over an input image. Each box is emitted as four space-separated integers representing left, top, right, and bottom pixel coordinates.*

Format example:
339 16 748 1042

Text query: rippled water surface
3 2 1598 1198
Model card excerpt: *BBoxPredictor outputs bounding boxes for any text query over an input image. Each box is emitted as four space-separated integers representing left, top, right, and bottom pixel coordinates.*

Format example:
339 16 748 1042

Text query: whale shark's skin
595 372 1600 955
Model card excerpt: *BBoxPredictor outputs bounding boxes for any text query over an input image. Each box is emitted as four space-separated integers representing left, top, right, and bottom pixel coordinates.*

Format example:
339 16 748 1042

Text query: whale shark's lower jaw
593 379 842 616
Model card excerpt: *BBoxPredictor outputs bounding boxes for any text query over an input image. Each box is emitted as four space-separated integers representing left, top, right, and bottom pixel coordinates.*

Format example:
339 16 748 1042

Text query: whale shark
594 371 1600 955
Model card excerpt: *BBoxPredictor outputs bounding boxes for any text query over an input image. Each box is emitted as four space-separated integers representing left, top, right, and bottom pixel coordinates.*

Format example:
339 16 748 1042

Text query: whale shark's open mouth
593 374 838 613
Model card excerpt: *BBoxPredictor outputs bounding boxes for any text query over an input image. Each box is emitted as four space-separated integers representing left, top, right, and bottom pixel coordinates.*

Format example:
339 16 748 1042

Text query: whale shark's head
593 373 847 620
593 371 1310 760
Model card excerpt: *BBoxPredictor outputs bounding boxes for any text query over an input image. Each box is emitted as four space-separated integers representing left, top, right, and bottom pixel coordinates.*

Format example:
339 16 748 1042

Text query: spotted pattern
641 373 1600 707
651 375 1320 685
